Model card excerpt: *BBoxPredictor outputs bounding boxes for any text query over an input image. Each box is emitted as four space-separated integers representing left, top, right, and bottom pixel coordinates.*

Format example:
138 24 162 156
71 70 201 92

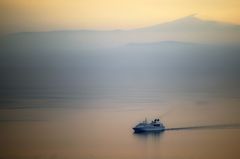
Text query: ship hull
133 127 165 133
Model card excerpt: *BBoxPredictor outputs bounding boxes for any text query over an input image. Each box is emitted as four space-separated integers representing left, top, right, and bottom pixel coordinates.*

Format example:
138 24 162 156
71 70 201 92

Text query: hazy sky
0 0 240 34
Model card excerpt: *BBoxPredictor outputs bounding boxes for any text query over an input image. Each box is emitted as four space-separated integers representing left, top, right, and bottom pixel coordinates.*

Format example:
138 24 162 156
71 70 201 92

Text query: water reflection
133 131 165 144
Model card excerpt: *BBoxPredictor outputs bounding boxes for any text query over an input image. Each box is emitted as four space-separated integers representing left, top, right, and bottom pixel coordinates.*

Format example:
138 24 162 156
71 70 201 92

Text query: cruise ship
133 118 165 133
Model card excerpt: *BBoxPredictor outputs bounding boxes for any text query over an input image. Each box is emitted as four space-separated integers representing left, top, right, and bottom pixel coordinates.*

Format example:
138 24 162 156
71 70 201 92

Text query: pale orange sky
0 0 240 34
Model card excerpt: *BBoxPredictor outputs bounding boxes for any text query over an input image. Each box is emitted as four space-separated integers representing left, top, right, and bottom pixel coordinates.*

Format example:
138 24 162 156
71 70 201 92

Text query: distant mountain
134 15 240 32
1 15 240 51
126 41 199 47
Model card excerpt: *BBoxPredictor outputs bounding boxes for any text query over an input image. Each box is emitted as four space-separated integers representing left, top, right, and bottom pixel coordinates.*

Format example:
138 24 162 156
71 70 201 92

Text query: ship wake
165 123 240 131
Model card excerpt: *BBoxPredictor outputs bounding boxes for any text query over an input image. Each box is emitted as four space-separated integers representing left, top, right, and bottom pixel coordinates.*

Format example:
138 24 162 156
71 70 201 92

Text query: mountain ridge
1 15 240 49
3 15 240 36
134 15 240 32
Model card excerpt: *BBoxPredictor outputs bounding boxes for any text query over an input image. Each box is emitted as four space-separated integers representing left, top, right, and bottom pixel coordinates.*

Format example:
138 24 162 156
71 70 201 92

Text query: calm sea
1 91 240 159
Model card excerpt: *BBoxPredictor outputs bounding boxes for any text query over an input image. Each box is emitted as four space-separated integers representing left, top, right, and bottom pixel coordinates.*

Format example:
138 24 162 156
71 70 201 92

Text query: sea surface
1 92 240 159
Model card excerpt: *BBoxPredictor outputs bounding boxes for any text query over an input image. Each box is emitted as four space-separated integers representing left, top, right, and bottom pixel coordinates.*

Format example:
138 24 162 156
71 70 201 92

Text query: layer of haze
1 0 240 34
